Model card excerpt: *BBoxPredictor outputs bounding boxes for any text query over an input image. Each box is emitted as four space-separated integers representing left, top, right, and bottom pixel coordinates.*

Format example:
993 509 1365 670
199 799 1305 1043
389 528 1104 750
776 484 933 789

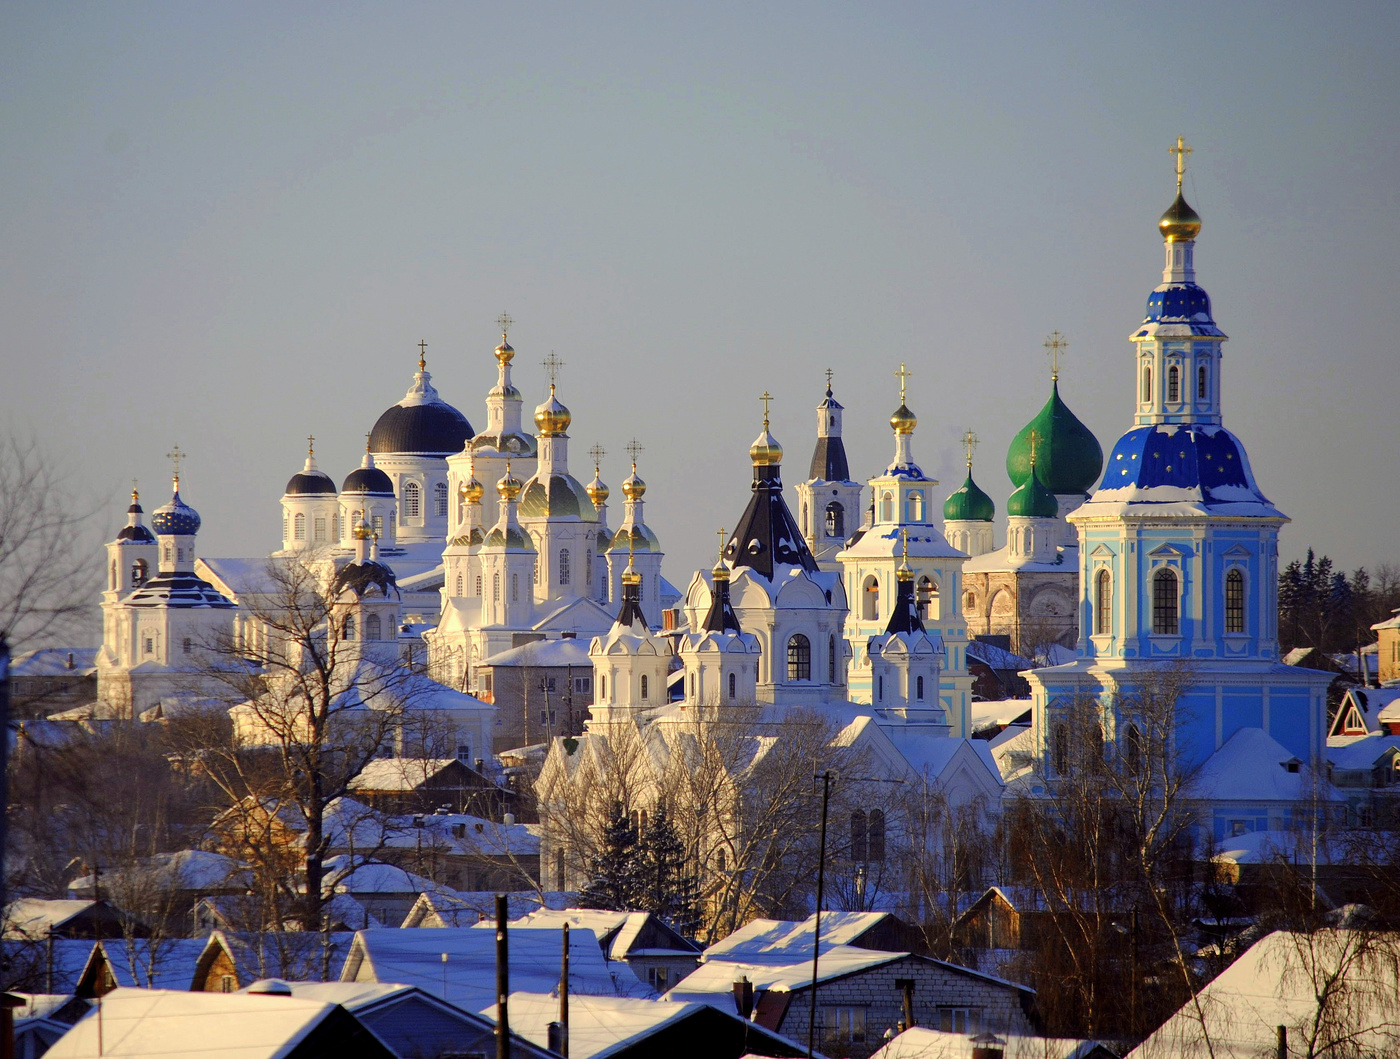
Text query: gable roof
512 908 700 959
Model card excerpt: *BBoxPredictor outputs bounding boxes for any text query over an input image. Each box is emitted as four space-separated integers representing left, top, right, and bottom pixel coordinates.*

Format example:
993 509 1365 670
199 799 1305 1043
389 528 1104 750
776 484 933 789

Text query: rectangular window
314 517 326 542
822 1006 867 1044
937 1008 982 1034
1225 569 1245 634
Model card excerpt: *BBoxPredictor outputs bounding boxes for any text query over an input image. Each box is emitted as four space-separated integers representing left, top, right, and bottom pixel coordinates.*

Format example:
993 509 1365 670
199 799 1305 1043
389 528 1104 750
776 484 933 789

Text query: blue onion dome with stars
1006 464 1059 519
369 343 474 456
1005 380 1103 495
151 483 201 535
944 470 995 523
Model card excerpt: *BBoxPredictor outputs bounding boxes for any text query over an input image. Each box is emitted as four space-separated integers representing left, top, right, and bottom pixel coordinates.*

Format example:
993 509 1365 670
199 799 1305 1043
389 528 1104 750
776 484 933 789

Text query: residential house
1372 608 1400 685
3 900 131 942
512 908 703 993
870 1027 1117 1059
8 649 98 718
350 756 515 817
475 636 597 749
188 930 358 990
75 938 211 996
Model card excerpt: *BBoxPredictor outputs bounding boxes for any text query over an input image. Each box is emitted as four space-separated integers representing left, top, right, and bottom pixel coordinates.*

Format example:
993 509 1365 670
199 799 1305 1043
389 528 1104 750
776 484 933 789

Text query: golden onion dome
496 467 523 501
621 561 642 587
1159 190 1202 242
462 476 485 503
896 557 914 581
621 467 646 500
352 516 372 541
585 472 609 506
495 337 515 366
890 403 917 435
712 557 730 582
533 385 571 436
748 428 784 467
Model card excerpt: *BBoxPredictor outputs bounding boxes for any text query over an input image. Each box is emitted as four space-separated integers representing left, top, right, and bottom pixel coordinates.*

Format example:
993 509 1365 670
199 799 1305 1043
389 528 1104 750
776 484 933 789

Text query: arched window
474 574 482 597
1152 568 1179 635
851 810 867 861
1198 364 1209 400
586 550 593 587
455 574 464 596
283 514 289 540
862 576 880 621
1095 569 1112 635
1167 365 1180 403
343 615 356 641
717 849 726 872
1053 723 1068 774
403 481 421 519
457 491 466 524
828 635 837 683
917 576 938 621
640 674 649 701
868 809 885 862
372 514 384 537
599 674 607 700
964 591 976 614
880 492 894 522
916 674 925 701
434 482 448 518
132 558 148 587
558 548 571 585
293 513 306 540
787 634 811 681
492 572 500 602
365 613 382 640
511 573 519 602
907 491 925 522
729 671 736 700
332 513 340 541
825 502 845 539
1225 568 1246 633
1142 365 1152 402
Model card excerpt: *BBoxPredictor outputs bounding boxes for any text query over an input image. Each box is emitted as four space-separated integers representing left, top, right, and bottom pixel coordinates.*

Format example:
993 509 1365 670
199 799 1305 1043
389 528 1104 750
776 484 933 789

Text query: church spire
703 528 742 634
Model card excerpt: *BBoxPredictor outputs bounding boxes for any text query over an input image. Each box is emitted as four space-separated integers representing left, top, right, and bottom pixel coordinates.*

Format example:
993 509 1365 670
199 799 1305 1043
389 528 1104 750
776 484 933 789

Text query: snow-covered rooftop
482 637 594 668
1192 727 1337 803
871 1027 1110 1059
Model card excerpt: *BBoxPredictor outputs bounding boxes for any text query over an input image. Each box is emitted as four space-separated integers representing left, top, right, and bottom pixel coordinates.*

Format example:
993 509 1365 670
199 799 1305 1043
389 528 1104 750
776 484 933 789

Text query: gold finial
962 429 978 469
712 527 729 580
496 312 513 338
1028 428 1041 467
542 351 564 388
131 479 139 505
365 431 372 454
895 362 911 404
759 391 772 429
897 528 914 581
621 531 641 586
625 438 644 472
824 368 834 396
307 434 316 458
1043 331 1067 382
166 444 185 489
589 444 606 474
1170 134 1192 191
418 339 428 372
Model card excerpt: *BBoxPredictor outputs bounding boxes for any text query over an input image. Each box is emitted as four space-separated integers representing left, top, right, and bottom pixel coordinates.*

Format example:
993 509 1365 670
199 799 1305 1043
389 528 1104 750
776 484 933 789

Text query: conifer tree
578 803 642 910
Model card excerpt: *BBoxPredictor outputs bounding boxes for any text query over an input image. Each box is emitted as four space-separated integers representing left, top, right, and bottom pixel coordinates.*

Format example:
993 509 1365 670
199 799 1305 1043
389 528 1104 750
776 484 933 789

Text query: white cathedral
90 142 1333 847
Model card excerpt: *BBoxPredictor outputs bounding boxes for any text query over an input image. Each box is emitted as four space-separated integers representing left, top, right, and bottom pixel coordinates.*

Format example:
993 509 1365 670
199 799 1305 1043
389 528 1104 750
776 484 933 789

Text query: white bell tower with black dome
795 374 863 571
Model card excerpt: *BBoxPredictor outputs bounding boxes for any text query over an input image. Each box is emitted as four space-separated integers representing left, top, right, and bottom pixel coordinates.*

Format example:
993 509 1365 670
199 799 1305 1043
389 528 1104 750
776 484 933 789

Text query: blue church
1026 140 1336 840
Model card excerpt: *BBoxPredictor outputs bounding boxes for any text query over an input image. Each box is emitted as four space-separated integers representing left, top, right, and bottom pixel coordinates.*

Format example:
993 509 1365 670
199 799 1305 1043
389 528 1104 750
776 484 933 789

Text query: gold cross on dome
364 430 372 452
900 528 909 563
716 527 727 561
759 391 772 428
166 444 185 486
824 368 834 393
962 429 979 468
1028 429 1041 467
895 362 911 404
1044 331 1068 381
541 352 564 387
588 443 606 473
625 437 643 469
496 312 513 338
307 434 316 457
1170 135 1192 190
418 339 428 370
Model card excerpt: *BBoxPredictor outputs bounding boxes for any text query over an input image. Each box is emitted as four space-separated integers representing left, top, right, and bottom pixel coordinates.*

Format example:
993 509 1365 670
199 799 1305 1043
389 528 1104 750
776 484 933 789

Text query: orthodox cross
365 430 372 452
1028 428 1041 468
542 352 564 388
900 527 910 564
824 368 834 395
895 362 911 404
961 429 979 469
716 527 727 562
588 443 606 475
1170 135 1192 190
307 434 316 458
759 391 772 428
418 339 428 371
625 438 643 471
496 312 513 338
166 444 185 487
1044 331 1068 381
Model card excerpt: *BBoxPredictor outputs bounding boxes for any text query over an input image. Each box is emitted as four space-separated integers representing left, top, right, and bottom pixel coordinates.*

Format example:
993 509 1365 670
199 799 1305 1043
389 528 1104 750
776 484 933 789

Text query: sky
3 2 1397 590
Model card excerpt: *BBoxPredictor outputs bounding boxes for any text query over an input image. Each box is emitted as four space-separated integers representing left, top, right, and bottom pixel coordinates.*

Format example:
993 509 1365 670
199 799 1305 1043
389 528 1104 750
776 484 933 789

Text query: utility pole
559 921 570 1057
807 771 831 1059
496 894 509 1059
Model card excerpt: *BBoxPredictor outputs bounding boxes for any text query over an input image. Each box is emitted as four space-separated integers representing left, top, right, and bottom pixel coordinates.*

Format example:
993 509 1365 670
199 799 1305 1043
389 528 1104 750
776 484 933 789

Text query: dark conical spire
703 545 741 634
726 400 819 581
613 545 648 630
884 533 924 635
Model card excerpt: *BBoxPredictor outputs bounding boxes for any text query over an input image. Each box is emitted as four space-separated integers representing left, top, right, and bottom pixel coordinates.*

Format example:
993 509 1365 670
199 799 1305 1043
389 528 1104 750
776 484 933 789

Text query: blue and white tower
1027 140 1335 837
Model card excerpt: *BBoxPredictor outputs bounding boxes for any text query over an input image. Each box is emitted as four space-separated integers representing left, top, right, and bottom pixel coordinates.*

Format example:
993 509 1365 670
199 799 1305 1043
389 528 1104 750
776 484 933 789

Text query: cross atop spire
542 351 564 388
1043 330 1068 381
365 431 372 453
760 391 772 428
307 434 316 458
1028 428 1041 467
1170 134 1192 191
895 362 911 404
625 438 643 469
588 443 606 474
496 312 513 338
962 429 979 469
166 444 185 487
824 368 834 396
716 527 727 562
418 339 428 371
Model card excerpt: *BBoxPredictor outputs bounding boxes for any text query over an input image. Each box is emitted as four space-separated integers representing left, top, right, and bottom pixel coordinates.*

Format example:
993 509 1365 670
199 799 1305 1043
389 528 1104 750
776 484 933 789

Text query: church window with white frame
403 481 421 519
1225 568 1246 634
1167 365 1180 403
558 548 570 585
1094 568 1112 635
434 482 448 518
1152 567 1180 635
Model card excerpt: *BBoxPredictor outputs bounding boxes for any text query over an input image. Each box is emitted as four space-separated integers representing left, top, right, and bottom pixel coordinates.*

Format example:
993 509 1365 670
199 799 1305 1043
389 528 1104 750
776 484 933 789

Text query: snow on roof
668 943 901 1004
343 925 621 1008
276 980 416 1010
9 993 76 1022
403 889 573 927
1 938 98 992
969 699 1033 732
320 856 445 896
69 850 247 894
350 758 469 790
1127 929 1400 1058
1327 731 1400 771
489 991 693 1058
702 912 893 962
4 899 102 940
1211 829 1355 868
482 637 594 668
510 909 697 960
42 987 347 1059
11 648 98 676
965 641 1035 671
872 1027 1109 1059
1192 727 1338 803
93 938 211 990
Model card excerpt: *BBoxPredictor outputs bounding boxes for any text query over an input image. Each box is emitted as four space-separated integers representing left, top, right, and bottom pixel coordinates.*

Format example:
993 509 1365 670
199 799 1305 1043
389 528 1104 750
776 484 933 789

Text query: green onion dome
1006 466 1059 519
1005 380 1103 495
943 470 996 522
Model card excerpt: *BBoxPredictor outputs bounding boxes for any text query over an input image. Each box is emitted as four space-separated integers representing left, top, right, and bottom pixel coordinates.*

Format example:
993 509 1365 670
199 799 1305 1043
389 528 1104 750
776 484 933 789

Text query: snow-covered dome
151 487 201 535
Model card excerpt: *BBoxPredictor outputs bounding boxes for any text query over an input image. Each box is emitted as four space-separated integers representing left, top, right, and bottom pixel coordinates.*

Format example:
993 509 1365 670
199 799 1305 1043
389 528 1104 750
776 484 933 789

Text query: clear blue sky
3 2 1397 582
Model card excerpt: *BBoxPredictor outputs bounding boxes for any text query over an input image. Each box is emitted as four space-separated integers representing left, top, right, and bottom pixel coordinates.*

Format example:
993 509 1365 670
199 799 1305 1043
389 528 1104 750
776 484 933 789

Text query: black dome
116 524 156 543
369 402 474 456
285 469 337 496
342 466 394 495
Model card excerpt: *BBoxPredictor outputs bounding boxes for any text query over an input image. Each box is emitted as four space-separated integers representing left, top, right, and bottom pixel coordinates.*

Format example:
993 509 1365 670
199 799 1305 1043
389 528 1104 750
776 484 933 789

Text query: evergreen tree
635 806 701 937
578 803 642 910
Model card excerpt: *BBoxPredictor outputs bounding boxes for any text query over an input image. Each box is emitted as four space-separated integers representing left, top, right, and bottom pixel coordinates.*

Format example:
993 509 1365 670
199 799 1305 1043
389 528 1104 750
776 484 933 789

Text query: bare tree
899 783 997 959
